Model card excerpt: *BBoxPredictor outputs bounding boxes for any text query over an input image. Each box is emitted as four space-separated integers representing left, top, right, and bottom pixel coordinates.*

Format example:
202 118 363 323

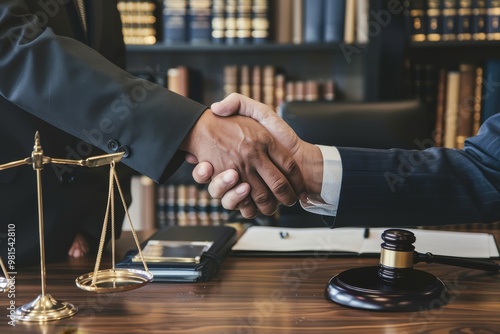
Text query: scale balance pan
76 268 153 293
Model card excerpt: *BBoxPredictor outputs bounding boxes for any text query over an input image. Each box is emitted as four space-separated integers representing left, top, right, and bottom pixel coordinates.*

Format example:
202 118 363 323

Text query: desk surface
2 228 500 334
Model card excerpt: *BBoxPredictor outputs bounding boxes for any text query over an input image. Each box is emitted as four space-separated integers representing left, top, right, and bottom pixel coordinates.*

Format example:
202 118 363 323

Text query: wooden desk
2 229 499 334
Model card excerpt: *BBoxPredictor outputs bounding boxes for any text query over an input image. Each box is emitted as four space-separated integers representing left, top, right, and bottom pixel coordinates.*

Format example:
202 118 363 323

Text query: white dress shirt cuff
299 145 342 216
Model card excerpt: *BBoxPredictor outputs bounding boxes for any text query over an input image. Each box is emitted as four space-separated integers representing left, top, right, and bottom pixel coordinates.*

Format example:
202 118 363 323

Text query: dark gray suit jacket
326 113 500 228
0 1 206 265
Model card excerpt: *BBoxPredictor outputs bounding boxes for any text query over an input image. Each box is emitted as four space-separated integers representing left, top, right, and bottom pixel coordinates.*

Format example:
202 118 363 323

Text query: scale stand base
325 266 448 312
15 294 78 322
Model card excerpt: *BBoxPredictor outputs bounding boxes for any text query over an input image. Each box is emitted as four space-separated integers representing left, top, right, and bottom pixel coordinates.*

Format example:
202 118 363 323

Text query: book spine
457 0 473 40
472 66 483 135
356 0 369 44
176 184 188 226
262 65 275 108
442 0 458 41
211 0 226 43
188 0 213 44
225 0 238 44
426 0 442 41
343 0 357 44
157 183 167 228
472 0 487 40
187 184 199 226
412 63 437 105
304 80 319 101
406 0 427 42
481 59 500 123
486 0 500 40
304 0 324 43
292 0 304 44
322 79 335 101
323 0 345 43
239 65 251 96
162 0 188 44
274 0 293 43
251 65 262 102
274 73 286 111
434 69 447 147
252 0 270 44
237 0 253 44
140 176 156 230
456 64 476 149
444 71 460 148
223 65 239 96
166 185 177 226
197 188 210 225
167 66 185 96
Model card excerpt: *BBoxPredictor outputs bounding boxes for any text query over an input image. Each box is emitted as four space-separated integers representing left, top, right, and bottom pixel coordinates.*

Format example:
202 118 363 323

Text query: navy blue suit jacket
0 1 206 264
326 113 500 228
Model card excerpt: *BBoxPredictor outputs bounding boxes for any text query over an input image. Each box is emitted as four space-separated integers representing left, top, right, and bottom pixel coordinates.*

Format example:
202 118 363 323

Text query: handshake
181 92 500 229
183 93 326 219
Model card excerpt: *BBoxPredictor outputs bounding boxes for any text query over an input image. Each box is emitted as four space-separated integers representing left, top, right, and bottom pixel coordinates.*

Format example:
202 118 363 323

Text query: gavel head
378 229 416 282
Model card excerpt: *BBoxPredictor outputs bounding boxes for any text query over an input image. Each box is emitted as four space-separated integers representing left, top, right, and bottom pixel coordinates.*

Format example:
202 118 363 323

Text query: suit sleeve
326 113 500 228
0 1 207 183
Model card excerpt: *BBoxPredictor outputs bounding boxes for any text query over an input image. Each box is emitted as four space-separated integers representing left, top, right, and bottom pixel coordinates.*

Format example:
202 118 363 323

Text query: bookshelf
124 0 386 105
406 40 500 64
397 0 500 154
126 42 381 104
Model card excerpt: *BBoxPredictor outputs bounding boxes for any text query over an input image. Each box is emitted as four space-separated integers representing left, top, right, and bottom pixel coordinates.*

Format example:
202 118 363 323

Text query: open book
231 226 500 259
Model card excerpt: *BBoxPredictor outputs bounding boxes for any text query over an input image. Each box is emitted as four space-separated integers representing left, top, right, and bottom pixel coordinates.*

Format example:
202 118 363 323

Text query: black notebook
117 225 237 282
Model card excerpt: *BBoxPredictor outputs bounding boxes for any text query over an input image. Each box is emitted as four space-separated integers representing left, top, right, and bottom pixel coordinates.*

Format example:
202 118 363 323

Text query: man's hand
190 93 323 218
181 104 306 217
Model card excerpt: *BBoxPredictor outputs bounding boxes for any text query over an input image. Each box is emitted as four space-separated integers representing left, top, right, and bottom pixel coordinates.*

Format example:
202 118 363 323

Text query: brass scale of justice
0 133 499 321
0 132 152 322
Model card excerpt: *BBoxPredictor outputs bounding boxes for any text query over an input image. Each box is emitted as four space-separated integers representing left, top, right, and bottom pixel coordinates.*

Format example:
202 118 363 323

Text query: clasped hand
185 93 322 218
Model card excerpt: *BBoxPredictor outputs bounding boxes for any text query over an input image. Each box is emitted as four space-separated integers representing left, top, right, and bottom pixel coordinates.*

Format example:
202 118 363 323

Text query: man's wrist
296 143 324 197
179 109 209 154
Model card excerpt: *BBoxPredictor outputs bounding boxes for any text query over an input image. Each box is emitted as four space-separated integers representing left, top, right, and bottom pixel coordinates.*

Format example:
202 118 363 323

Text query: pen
363 228 370 239
279 231 290 239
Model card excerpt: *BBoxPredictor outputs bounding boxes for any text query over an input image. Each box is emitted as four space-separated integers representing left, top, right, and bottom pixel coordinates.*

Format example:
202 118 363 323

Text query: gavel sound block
325 228 499 312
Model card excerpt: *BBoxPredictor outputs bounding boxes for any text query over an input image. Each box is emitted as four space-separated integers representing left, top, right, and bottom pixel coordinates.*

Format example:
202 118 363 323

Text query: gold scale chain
91 161 150 287
75 0 87 33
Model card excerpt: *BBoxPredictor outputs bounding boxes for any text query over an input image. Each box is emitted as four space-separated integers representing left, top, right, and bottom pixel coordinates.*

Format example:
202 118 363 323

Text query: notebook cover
117 225 237 282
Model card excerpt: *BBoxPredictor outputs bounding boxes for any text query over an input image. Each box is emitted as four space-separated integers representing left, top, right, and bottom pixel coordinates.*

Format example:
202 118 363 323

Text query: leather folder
117 225 237 282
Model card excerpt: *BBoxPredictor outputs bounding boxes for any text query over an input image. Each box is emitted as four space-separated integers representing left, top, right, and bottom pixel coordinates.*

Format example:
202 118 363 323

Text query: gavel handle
414 252 500 272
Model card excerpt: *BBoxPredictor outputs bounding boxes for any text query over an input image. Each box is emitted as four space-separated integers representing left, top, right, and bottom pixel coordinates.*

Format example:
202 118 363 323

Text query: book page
232 226 366 253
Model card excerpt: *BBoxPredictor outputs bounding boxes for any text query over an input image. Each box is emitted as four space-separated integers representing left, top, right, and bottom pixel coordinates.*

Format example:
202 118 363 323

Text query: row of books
223 65 335 111
275 0 370 45
157 184 230 228
134 64 335 110
408 59 500 149
434 64 483 148
410 60 500 149
117 0 370 45
405 0 500 42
